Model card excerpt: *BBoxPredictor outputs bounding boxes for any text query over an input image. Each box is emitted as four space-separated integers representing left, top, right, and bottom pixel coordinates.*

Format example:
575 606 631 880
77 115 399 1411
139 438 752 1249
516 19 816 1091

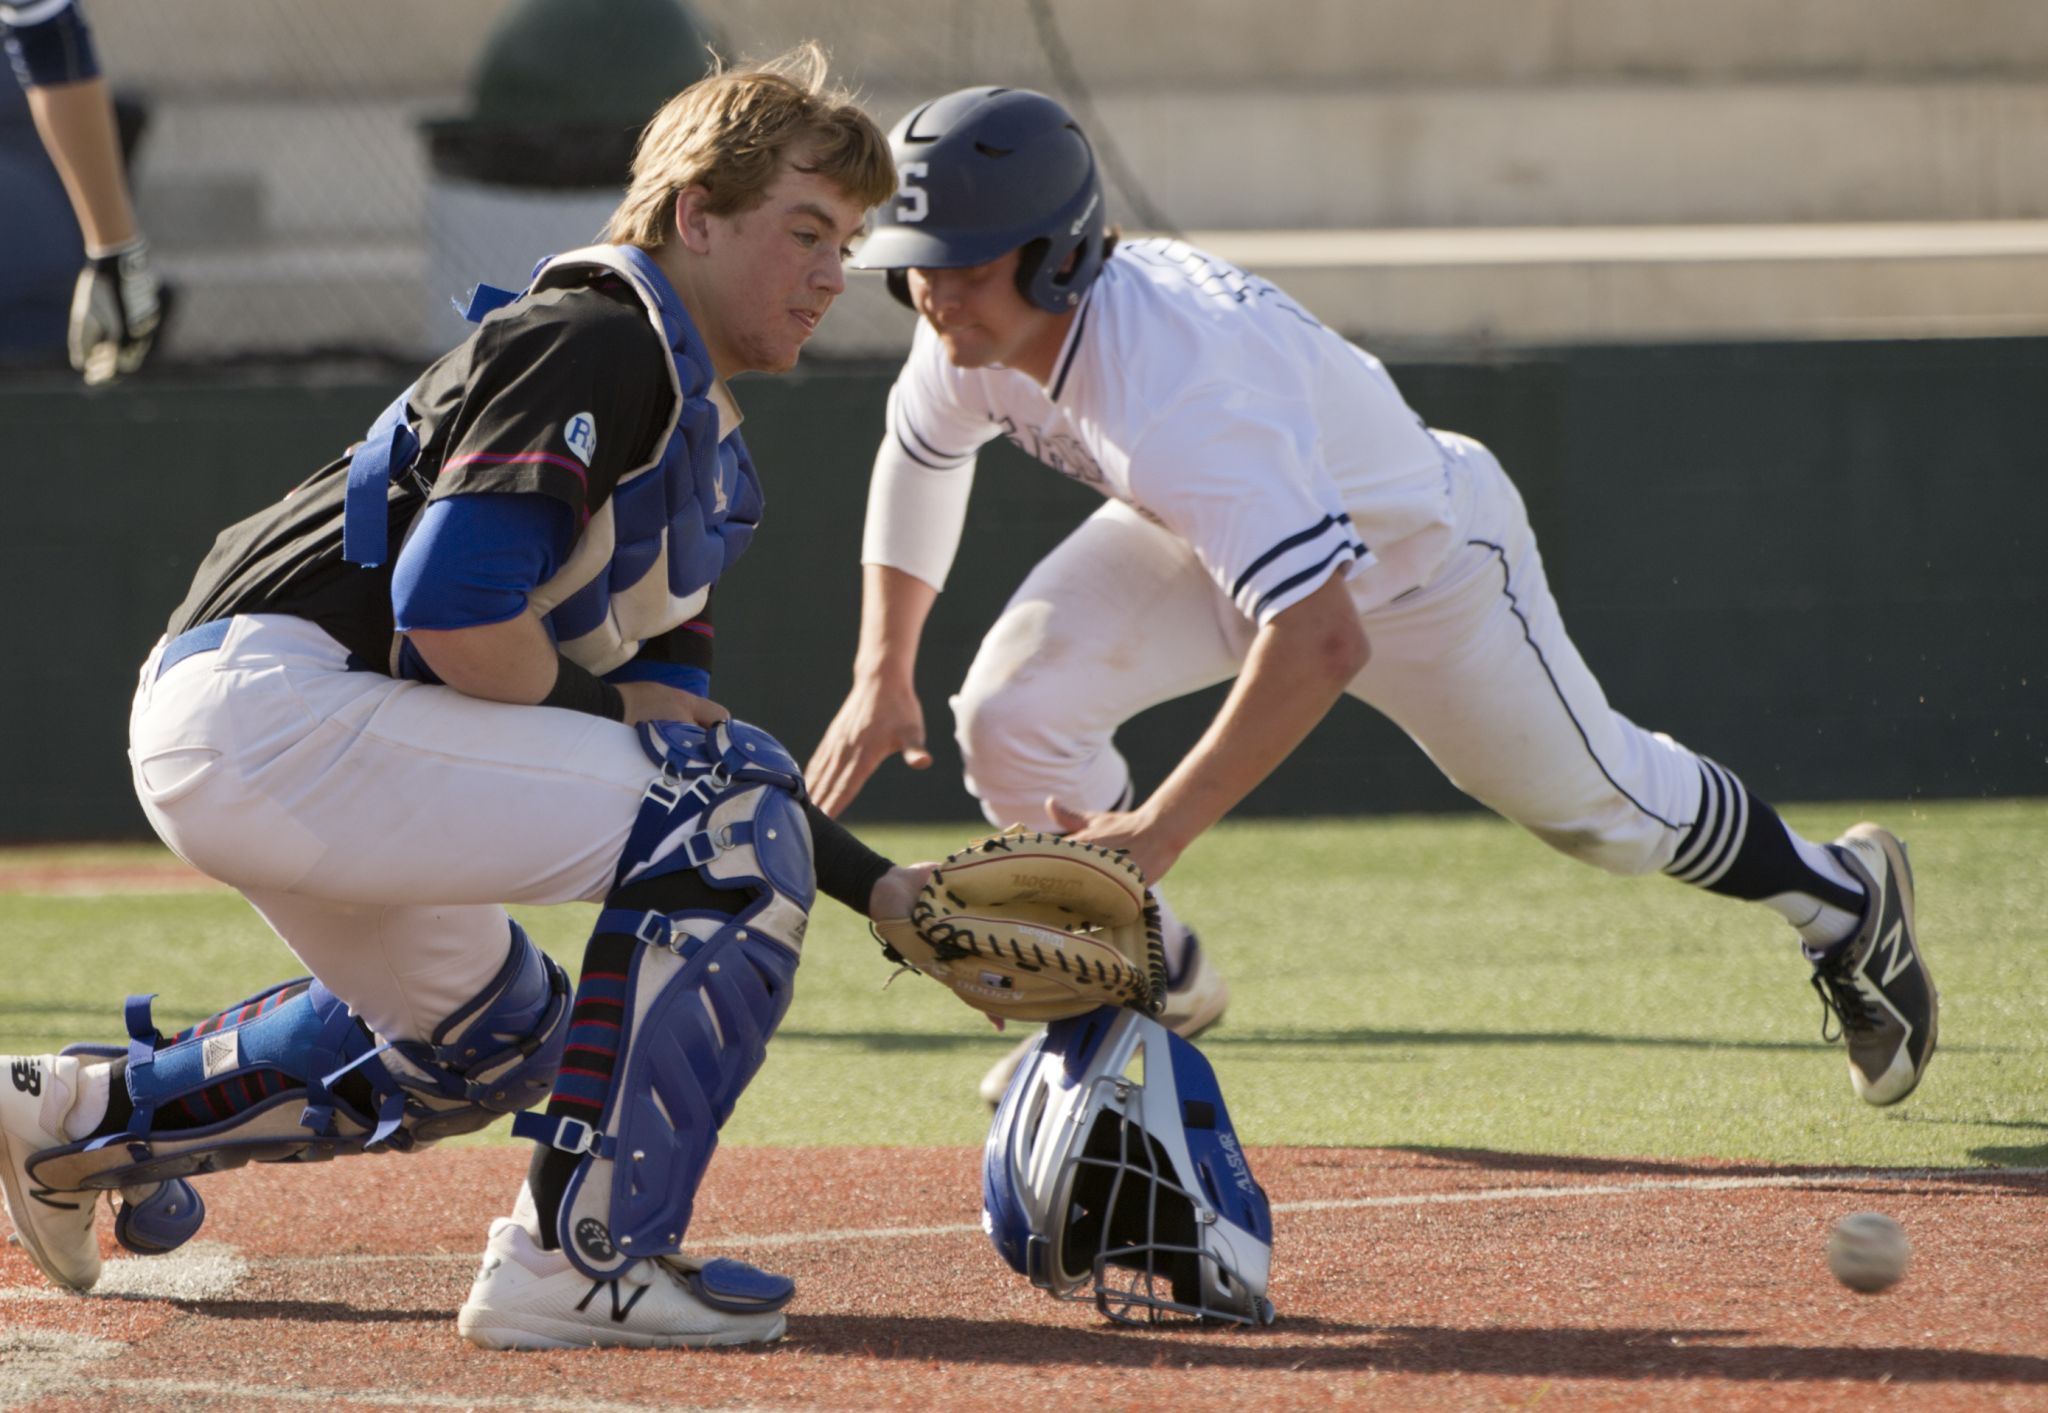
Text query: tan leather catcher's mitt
873 830 1166 1023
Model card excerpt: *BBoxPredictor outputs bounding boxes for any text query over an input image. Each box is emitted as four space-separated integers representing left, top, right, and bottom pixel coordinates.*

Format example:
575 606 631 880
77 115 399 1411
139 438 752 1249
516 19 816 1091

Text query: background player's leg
952 499 1248 832
1351 438 1835 895
952 501 1242 1103
1348 436 1933 1103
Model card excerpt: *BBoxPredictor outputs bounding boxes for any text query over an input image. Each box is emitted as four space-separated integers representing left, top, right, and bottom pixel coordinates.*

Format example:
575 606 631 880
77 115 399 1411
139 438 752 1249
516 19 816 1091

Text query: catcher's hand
872 830 1167 1023
70 240 167 386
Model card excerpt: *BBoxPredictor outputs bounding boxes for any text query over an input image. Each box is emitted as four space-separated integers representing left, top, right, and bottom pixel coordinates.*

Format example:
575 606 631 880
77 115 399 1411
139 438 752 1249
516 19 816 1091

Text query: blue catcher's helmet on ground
852 87 1108 313
983 1006 1277 1326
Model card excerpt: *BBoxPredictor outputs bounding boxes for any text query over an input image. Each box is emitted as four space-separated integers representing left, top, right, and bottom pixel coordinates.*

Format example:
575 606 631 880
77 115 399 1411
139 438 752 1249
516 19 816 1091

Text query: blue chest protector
341 245 762 672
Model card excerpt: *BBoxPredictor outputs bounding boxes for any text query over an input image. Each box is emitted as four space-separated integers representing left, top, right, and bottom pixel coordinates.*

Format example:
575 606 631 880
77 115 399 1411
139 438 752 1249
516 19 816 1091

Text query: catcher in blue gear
0 47 926 1353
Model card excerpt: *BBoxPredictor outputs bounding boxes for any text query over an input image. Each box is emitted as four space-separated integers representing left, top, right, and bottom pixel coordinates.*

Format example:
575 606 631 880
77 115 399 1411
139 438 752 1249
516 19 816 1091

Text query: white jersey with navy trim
852 227 1873 1076
864 237 1459 623
871 236 1721 905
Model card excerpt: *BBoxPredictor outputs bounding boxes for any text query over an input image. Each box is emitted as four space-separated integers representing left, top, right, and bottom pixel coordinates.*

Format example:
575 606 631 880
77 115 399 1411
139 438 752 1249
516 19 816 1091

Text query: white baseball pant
952 434 1706 876
128 614 657 1045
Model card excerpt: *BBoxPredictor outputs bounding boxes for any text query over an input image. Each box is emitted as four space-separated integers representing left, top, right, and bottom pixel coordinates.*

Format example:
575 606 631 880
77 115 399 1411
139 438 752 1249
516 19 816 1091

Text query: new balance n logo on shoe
10 1058 41 1097
577 1279 651 1325
1813 823 1937 1107
30 1185 80 1212
1877 919 1914 987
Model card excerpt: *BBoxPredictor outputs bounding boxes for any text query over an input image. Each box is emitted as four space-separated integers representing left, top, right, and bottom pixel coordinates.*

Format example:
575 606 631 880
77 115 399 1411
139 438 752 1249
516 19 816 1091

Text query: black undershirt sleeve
802 799 895 914
539 655 626 720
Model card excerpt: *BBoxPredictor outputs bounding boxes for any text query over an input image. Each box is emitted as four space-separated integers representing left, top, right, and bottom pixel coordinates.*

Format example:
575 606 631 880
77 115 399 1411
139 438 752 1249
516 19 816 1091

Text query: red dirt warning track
3 1146 2045 1411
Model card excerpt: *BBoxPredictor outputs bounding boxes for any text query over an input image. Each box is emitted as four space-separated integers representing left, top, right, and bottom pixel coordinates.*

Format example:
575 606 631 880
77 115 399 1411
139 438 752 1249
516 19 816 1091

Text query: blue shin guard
29 923 569 1213
533 917 800 1278
515 718 816 1279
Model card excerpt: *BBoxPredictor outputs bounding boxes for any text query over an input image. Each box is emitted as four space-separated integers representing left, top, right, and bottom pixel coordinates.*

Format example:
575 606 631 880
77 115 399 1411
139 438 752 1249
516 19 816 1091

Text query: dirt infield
0 857 224 896
4 1147 2044 1411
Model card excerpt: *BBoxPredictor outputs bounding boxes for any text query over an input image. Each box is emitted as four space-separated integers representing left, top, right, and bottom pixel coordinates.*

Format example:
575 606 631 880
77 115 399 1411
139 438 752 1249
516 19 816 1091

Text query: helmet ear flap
1013 237 1051 308
1016 231 1101 313
883 238 1087 315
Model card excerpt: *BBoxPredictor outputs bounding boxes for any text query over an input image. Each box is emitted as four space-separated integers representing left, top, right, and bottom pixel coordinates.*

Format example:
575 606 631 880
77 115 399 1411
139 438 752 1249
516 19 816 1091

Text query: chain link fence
19 0 1174 367
9 0 2042 367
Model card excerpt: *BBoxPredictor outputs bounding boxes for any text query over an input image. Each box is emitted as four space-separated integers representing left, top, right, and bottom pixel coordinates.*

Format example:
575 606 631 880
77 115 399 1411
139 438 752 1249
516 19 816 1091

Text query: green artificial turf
3 799 2039 1167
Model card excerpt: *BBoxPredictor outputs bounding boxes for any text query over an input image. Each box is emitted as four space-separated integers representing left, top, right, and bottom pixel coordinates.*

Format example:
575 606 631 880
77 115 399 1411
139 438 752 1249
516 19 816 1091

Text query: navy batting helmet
853 87 1108 313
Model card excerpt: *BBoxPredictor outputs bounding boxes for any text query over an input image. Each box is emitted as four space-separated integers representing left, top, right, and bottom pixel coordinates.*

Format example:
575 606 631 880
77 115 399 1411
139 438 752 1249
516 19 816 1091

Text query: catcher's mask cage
983 1006 1276 1327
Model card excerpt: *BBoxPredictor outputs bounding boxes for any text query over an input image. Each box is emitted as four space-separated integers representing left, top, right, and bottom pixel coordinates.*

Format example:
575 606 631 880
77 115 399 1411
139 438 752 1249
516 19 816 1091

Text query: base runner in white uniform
806 87 1937 1112
0 51 927 1350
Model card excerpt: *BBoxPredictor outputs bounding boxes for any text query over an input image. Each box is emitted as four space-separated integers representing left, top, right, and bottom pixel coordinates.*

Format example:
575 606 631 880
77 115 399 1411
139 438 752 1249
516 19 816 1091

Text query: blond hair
604 42 895 249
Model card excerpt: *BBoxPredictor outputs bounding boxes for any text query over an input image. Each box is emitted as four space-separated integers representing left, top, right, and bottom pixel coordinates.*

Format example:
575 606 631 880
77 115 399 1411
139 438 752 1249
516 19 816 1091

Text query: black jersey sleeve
426 285 674 517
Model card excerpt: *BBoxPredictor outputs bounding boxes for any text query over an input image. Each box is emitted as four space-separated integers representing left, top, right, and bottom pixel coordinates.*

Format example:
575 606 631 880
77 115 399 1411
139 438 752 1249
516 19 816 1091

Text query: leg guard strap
55 1041 205 1257
625 718 816 924
379 920 571 1134
31 979 393 1193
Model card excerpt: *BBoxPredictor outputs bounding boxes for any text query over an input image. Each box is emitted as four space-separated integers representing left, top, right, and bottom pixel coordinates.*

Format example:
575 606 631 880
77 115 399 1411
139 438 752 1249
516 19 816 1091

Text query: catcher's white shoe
457 1218 791 1350
0 1054 102 1292
977 933 1231 1108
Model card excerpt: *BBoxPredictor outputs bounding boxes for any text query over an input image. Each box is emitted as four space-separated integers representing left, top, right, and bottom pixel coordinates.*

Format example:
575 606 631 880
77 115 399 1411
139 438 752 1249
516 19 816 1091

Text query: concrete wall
4 336 2042 841
34 0 2047 362
92 0 2048 235
88 1 2048 94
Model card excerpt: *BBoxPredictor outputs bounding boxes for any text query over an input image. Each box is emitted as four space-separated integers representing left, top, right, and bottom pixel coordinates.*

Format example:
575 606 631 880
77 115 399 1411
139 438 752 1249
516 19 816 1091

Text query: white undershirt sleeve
859 327 1000 591
862 423 978 590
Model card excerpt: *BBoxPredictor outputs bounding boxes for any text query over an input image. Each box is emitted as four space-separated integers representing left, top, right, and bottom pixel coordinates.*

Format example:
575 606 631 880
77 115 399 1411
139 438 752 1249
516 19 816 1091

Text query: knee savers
513 717 816 1279
29 921 570 1228
616 718 816 943
3 1 99 89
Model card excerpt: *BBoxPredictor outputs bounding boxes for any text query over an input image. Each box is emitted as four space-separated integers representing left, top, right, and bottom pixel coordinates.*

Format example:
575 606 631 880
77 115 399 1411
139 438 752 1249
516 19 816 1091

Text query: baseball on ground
1827 1211 1909 1293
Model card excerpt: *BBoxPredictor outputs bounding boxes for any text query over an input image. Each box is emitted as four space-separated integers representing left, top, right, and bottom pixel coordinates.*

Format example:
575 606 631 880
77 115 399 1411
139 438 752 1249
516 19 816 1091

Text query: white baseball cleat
0 1054 103 1292
457 1218 791 1350
977 933 1232 1108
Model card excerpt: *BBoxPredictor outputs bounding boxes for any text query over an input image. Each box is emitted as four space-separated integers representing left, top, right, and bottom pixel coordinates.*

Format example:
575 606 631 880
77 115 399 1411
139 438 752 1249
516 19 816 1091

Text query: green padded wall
3 336 2041 840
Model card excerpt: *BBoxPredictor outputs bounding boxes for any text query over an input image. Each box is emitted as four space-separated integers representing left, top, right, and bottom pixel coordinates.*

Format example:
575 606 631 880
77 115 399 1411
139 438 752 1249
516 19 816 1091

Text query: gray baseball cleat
457 1218 791 1350
977 931 1231 1108
1805 823 1937 1106
0 1053 103 1292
